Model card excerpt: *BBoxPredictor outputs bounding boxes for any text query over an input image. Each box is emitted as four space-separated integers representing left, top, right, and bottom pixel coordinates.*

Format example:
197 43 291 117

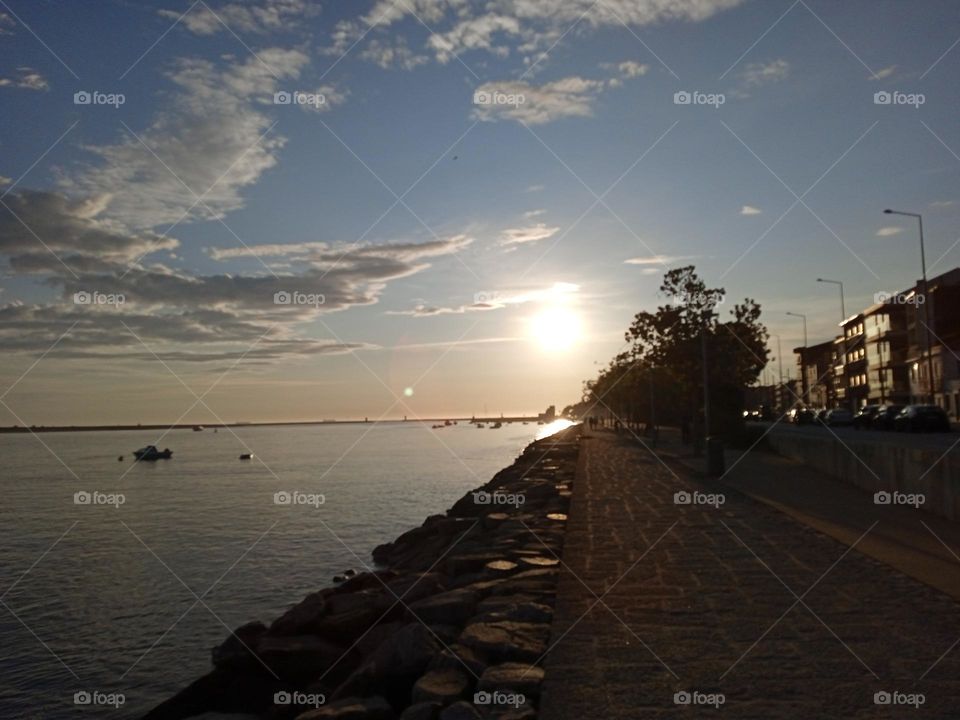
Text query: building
792 266 960 418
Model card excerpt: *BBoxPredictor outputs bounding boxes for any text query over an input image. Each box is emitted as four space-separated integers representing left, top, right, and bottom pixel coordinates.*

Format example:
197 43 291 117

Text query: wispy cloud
740 205 762 216
624 254 697 266
0 67 49 91
501 223 560 245
870 65 897 81
930 200 955 208
159 0 314 35
876 226 904 237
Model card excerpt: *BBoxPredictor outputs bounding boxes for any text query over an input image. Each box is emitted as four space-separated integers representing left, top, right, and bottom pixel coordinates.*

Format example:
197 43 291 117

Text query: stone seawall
764 431 960 520
143 426 580 720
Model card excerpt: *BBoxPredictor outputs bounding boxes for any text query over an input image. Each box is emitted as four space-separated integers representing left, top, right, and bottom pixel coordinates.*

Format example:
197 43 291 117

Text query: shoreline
144 425 581 720
0 418 546 435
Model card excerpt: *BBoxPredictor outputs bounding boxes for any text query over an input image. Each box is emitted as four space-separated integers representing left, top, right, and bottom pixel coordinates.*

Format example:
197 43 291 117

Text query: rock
484 560 519 574
518 556 559 568
411 667 471 704
446 553 503 576
295 695 395 719
271 592 329 635
399 702 442 720
255 635 344 682
438 701 482 720
459 622 549 663
408 588 478 626
478 662 545 698
428 643 488 677
211 621 267 669
476 601 552 624
141 667 279 720
333 624 440 705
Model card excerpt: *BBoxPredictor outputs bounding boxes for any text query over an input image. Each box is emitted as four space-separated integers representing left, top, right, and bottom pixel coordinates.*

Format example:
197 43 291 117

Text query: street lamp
884 208 937 404
787 312 808 403
817 278 849 410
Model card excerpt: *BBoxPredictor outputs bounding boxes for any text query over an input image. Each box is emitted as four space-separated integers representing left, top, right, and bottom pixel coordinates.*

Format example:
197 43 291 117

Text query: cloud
523 209 546 218
871 65 897 81
59 49 309 231
159 0 313 35
0 11 14 34
617 60 650 78
388 281 578 316
330 0 746 66
472 76 607 124
740 205 762 215
0 67 49 91
0 176 12 186
624 254 697 266
930 200 955 208
876 226 903 237
359 38 429 70
501 223 560 245
740 59 789 88
0 189 473 360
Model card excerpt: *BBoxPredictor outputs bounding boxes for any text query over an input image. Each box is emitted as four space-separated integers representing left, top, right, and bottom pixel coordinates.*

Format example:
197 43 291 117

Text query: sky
0 0 959 425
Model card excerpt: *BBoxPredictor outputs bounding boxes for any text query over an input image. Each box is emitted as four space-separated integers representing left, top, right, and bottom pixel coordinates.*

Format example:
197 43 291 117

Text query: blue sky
1 0 959 424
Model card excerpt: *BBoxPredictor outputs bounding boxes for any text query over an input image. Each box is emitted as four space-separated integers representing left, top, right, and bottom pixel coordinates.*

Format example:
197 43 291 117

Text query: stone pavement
539 431 960 718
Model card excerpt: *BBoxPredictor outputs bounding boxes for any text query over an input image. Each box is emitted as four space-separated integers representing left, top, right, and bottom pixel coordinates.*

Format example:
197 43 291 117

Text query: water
0 421 554 719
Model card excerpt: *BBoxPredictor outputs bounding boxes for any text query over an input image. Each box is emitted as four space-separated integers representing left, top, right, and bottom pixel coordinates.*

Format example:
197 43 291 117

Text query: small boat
490 422 502 429
239 453 254 460
133 445 173 461
444 420 453 426
476 423 484 429
192 425 204 432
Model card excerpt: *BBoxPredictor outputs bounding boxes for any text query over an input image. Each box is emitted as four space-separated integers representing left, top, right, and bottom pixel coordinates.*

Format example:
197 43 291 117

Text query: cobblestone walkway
539 432 960 718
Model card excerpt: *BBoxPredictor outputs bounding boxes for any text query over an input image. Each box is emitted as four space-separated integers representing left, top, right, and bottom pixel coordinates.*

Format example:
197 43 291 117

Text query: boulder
438 701 482 720
211 621 268 669
399 702 442 720
255 635 344 682
477 662 545 698
295 695 395 719
459 622 549 663
411 667 471 704
270 591 329 635
408 588 478 626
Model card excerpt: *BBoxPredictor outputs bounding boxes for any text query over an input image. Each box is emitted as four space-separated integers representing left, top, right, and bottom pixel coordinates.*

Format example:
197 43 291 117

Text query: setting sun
530 307 582 352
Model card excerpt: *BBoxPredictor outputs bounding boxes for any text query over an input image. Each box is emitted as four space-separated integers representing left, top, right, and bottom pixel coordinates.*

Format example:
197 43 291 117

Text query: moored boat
133 445 173 461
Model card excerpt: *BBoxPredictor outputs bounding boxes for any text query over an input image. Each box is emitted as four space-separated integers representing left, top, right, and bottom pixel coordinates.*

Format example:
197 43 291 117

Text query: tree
578 266 768 437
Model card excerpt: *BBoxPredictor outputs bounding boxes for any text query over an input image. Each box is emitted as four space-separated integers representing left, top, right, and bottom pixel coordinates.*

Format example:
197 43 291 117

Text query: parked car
815 409 830 425
893 404 952 433
824 408 854 427
853 404 881 430
873 404 905 431
792 408 817 425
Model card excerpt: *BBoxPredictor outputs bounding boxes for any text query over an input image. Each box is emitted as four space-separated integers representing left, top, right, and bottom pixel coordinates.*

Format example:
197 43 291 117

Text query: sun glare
530 307 582 352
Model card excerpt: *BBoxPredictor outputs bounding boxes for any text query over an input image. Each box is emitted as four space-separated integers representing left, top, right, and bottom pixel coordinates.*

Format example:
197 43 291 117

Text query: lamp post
787 312 808 403
817 278 849 410
771 333 784 412
884 209 937 404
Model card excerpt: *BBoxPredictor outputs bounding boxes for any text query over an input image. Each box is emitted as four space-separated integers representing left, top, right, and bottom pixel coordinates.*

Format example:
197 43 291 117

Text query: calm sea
0 421 566 719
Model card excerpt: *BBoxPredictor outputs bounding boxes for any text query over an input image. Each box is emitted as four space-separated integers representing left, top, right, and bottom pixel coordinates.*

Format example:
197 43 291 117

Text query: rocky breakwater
143 425 580 720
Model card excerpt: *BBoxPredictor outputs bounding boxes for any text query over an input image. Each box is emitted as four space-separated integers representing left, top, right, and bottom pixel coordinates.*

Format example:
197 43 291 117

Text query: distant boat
475 423 484 429
192 425 204 432
444 420 453 426
490 421 502 429
133 445 172 461
239 453 254 460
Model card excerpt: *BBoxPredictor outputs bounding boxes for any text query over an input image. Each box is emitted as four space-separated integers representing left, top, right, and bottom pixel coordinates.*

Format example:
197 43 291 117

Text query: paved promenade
539 431 960 718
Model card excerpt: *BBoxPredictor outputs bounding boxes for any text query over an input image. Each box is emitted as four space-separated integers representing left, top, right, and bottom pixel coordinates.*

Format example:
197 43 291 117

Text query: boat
133 445 173 461
475 423 484 429
444 420 453 426
490 421 502 429
239 453 254 460
192 425 204 432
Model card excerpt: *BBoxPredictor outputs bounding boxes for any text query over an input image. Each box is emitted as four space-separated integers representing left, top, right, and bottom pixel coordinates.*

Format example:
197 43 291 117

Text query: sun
530 307 582 352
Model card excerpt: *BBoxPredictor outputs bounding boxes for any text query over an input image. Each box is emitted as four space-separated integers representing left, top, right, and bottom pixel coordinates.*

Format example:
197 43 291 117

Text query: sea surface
0 420 568 719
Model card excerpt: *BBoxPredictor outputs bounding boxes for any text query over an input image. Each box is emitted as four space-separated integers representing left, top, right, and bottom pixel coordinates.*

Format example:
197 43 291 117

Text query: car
792 408 817 425
853 404 881 430
893 404 952 433
824 408 854 427
873 404 905 431
815 409 830 425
